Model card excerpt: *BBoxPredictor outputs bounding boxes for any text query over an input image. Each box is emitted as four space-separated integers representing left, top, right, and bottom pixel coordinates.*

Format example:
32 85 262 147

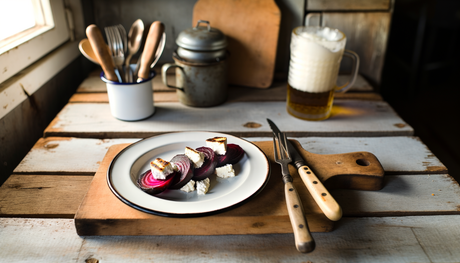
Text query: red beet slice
216 144 245 167
169 154 194 189
193 146 218 180
137 170 177 195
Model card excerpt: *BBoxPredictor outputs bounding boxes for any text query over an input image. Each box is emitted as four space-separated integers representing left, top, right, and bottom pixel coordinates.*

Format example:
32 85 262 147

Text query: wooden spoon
86 24 118 82
79 38 99 64
137 21 165 82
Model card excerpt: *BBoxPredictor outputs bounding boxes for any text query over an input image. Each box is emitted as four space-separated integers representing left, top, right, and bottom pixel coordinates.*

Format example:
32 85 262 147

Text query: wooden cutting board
193 0 281 88
74 140 384 236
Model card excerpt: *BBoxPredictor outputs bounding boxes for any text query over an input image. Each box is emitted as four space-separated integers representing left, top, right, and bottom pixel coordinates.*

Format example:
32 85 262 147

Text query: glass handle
335 50 360 93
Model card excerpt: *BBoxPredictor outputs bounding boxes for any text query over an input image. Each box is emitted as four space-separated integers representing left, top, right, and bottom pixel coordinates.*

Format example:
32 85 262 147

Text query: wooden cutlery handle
138 21 165 80
284 181 315 253
86 24 118 82
298 165 342 221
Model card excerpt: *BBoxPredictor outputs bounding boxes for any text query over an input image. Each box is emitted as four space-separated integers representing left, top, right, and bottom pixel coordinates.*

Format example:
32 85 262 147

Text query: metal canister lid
176 20 227 51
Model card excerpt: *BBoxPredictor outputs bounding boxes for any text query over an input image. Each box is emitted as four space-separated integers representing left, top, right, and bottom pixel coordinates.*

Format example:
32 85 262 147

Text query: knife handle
284 181 315 253
298 165 342 221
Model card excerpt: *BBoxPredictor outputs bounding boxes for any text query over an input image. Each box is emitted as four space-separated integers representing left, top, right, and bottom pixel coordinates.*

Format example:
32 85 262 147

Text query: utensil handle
284 181 315 253
86 24 118 82
298 165 342 221
138 21 165 81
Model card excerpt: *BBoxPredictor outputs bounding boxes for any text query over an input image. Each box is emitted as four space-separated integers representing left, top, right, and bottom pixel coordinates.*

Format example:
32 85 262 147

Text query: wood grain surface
43 101 413 139
2 216 460 262
74 143 334 236
193 0 281 88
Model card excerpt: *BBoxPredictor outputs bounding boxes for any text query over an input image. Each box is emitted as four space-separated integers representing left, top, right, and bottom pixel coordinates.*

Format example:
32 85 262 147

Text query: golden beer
286 84 334 121
286 26 359 121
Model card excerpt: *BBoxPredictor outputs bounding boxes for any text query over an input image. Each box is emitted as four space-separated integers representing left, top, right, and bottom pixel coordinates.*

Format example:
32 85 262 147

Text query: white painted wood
333 174 460 215
290 136 446 174
0 41 80 119
14 136 442 174
1 216 459 262
0 218 82 263
44 101 413 138
13 138 139 174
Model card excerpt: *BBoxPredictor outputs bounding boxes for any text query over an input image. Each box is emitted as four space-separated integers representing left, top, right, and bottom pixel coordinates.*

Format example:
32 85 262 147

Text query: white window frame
0 0 82 120
0 0 70 84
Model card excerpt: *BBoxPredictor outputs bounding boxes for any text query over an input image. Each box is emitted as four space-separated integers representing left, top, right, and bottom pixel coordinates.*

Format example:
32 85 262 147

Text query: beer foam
288 26 346 93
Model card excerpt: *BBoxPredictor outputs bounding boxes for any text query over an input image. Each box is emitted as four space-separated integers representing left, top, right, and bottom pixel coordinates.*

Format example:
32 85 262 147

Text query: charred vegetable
169 154 194 189
216 144 245 167
193 146 218 180
137 170 177 195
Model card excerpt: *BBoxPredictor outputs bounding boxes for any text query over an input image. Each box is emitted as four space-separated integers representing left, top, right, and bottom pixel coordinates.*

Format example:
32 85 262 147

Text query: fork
105 25 125 83
273 133 315 253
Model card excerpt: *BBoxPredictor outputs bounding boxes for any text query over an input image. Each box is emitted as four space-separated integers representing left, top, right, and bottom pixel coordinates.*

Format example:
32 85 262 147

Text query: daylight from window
0 0 36 41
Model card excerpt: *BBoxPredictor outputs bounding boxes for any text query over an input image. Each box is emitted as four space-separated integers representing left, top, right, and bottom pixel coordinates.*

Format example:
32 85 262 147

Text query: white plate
107 131 270 217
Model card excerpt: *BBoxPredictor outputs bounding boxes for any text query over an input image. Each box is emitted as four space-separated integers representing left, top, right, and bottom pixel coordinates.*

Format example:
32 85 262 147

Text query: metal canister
161 20 228 107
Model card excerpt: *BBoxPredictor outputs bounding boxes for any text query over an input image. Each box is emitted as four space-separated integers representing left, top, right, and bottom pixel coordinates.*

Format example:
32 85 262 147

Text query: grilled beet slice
169 154 194 189
216 144 245 167
137 170 177 195
193 146 217 181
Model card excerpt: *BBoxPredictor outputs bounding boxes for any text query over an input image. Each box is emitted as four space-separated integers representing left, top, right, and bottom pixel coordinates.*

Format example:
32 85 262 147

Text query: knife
267 119 343 221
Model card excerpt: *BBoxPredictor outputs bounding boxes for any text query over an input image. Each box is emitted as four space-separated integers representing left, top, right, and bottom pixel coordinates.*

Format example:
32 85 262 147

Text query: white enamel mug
100 69 156 121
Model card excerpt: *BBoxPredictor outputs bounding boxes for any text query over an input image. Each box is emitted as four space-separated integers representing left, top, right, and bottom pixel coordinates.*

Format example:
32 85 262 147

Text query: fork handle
298 165 342 221
285 181 315 253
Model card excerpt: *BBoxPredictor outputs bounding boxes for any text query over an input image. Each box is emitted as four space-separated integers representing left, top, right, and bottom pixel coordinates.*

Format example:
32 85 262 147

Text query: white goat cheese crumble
180 180 196 193
196 178 210 195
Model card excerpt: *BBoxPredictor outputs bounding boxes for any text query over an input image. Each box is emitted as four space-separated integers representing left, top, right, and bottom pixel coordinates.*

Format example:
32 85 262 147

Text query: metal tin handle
195 20 211 31
161 63 185 92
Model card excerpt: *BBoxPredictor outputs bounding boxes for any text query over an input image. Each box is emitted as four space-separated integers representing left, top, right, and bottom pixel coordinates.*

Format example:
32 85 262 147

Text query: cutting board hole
356 159 370 166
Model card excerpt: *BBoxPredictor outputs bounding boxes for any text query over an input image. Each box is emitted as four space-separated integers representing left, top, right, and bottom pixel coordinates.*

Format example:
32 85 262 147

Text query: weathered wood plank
72 72 379 103
1 216 459 262
44 101 413 138
307 0 392 11
77 68 374 93
0 219 83 263
69 87 382 104
13 137 139 174
13 136 444 175
322 12 392 85
1 173 458 218
288 136 447 174
333 174 460 216
0 175 93 218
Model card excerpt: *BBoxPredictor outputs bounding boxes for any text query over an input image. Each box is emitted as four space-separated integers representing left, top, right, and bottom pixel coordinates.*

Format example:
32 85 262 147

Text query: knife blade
267 118 342 221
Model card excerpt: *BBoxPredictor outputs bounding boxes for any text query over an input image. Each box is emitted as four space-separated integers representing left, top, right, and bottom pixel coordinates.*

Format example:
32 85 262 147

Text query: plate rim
106 131 271 218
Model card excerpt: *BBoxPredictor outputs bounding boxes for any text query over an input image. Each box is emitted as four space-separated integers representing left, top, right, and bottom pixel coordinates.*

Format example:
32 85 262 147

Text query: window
0 0 70 84
0 0 36 42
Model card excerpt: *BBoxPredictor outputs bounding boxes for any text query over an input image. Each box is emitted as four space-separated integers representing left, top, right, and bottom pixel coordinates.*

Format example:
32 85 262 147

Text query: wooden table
1 70 459 262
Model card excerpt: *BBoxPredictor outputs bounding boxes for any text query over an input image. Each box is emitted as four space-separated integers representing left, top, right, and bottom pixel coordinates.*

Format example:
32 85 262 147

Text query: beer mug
287 26 359 121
